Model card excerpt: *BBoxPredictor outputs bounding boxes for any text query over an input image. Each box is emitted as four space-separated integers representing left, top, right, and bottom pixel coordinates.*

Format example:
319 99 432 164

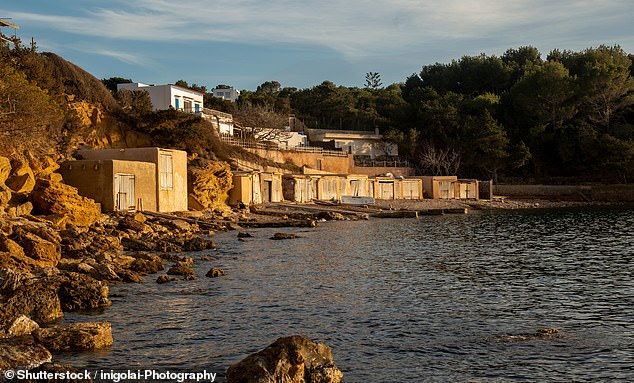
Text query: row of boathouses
229 171 480 206
58 147 481 213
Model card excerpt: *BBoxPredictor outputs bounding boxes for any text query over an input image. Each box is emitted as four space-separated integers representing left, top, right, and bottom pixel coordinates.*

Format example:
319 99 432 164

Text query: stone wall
245 148 353 174
494 184 634 202
351 166 414 177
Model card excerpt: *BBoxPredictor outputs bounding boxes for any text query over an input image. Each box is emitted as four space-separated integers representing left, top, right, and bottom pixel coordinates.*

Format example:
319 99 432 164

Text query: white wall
117 83 203 112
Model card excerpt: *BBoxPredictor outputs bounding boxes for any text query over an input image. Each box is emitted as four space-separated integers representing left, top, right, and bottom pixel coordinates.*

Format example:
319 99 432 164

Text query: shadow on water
62 207 634 382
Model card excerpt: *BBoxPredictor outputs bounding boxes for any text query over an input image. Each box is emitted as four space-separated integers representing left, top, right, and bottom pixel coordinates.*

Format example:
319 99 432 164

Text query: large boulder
57 272 111 312
188 160 233 211
0 336 52 370
226 336 343 383
0 315 40 339
34 321 113 351
0 184 11 212
28 156 60 179
0 156 11 183
10 228 61 269
5 159 36 193
31 178 102 227
0 269 64 326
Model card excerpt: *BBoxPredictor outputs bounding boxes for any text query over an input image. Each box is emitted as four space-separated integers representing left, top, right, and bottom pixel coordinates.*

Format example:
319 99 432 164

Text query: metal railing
354 158 411 168
201 108 233 120
220 135 349 157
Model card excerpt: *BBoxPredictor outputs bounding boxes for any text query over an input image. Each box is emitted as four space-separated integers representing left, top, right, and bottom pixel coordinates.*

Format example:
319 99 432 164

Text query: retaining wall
494 184 634 202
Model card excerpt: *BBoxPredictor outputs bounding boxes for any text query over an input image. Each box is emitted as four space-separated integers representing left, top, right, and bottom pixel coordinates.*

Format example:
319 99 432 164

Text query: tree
0 65 63 155
116 89 153 115
102 77 132 94
417 142 461 175
510 60 577 131
365 72 382 89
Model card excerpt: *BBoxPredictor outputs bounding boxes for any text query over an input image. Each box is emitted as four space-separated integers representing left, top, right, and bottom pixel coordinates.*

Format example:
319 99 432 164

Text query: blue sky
1 1 633 91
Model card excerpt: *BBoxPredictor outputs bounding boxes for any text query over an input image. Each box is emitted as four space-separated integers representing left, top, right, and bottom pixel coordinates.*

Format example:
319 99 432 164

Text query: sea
61 207 634 382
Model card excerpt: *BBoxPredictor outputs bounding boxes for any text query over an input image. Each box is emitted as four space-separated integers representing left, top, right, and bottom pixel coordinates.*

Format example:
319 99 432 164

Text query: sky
1 1 633 91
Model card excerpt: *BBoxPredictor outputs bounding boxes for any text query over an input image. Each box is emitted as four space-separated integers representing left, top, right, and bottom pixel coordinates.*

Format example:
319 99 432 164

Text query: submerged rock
156 275 178 284
182 236 216 251
492 327 561 342
34 321 113 351
270 233 303 240
167 262 196 279
205 268 225 278
226 336 343 383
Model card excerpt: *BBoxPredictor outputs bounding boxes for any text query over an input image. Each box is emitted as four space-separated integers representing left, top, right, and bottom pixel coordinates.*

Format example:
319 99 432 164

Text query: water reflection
63 208 634 382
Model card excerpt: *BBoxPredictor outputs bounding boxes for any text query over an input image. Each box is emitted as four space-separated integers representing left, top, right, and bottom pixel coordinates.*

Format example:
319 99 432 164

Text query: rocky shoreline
0 154 626 382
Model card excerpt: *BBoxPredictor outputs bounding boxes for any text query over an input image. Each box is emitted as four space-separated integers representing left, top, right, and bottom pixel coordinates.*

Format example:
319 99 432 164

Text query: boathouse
70 147 188 212
282 174 319 203
60 160 156 212
457 179 479 200
228 171 283 206
421 176 458 199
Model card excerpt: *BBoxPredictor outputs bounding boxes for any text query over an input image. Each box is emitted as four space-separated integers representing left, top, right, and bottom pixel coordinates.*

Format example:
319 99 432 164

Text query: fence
354 157 411 168
220 135 349 157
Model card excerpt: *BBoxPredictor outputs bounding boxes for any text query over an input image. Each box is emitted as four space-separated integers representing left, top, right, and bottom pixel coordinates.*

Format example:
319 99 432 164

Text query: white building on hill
117 82 204 113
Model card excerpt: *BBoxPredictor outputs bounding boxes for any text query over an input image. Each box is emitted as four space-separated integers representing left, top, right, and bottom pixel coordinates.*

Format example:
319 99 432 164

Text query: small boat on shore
340 195 375 205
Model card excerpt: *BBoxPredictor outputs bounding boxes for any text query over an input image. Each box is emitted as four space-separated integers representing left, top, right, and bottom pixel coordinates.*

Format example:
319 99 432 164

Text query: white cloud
8 0 634 59
84 48 147 65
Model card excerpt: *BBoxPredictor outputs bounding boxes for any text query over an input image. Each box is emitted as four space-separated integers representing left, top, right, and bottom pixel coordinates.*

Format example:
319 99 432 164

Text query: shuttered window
159 153 173 190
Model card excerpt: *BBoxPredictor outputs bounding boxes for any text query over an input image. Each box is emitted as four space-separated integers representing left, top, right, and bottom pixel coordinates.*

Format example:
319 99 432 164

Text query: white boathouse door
114 173 135 211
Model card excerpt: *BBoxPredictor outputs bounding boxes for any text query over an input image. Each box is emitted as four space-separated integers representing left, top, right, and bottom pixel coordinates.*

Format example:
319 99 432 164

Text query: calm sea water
63 207 634 382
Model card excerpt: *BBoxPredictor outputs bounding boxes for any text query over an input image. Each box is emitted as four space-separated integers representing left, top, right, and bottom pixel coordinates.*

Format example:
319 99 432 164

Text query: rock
157 218 192 232
31 178 102 227
57 272 111 312
10 229 61 269
5 159 36 193
117 215 150 233
34 321 113 351
117 269 144 283
0 183 12 211
5 315 40 338
29 156 60 178
237 232 253 238
166 262 196 278
6 201 34 217
0 336 52 370
270 233 303 240
0 156 11 183
129 255 164 275
226 336 343 383
206 268 225 278
188 161 233 211
156 275 178 284
0 269 63 326
0 234 39 272
121 237 155 251
89 263 120 282
316 211 346 221
492 327 561 342
182 236 216 251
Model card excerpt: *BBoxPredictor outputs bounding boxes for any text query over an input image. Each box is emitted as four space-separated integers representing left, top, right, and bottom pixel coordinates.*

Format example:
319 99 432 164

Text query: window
159 153 173 190
174 98 180 110
195 103 200 113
